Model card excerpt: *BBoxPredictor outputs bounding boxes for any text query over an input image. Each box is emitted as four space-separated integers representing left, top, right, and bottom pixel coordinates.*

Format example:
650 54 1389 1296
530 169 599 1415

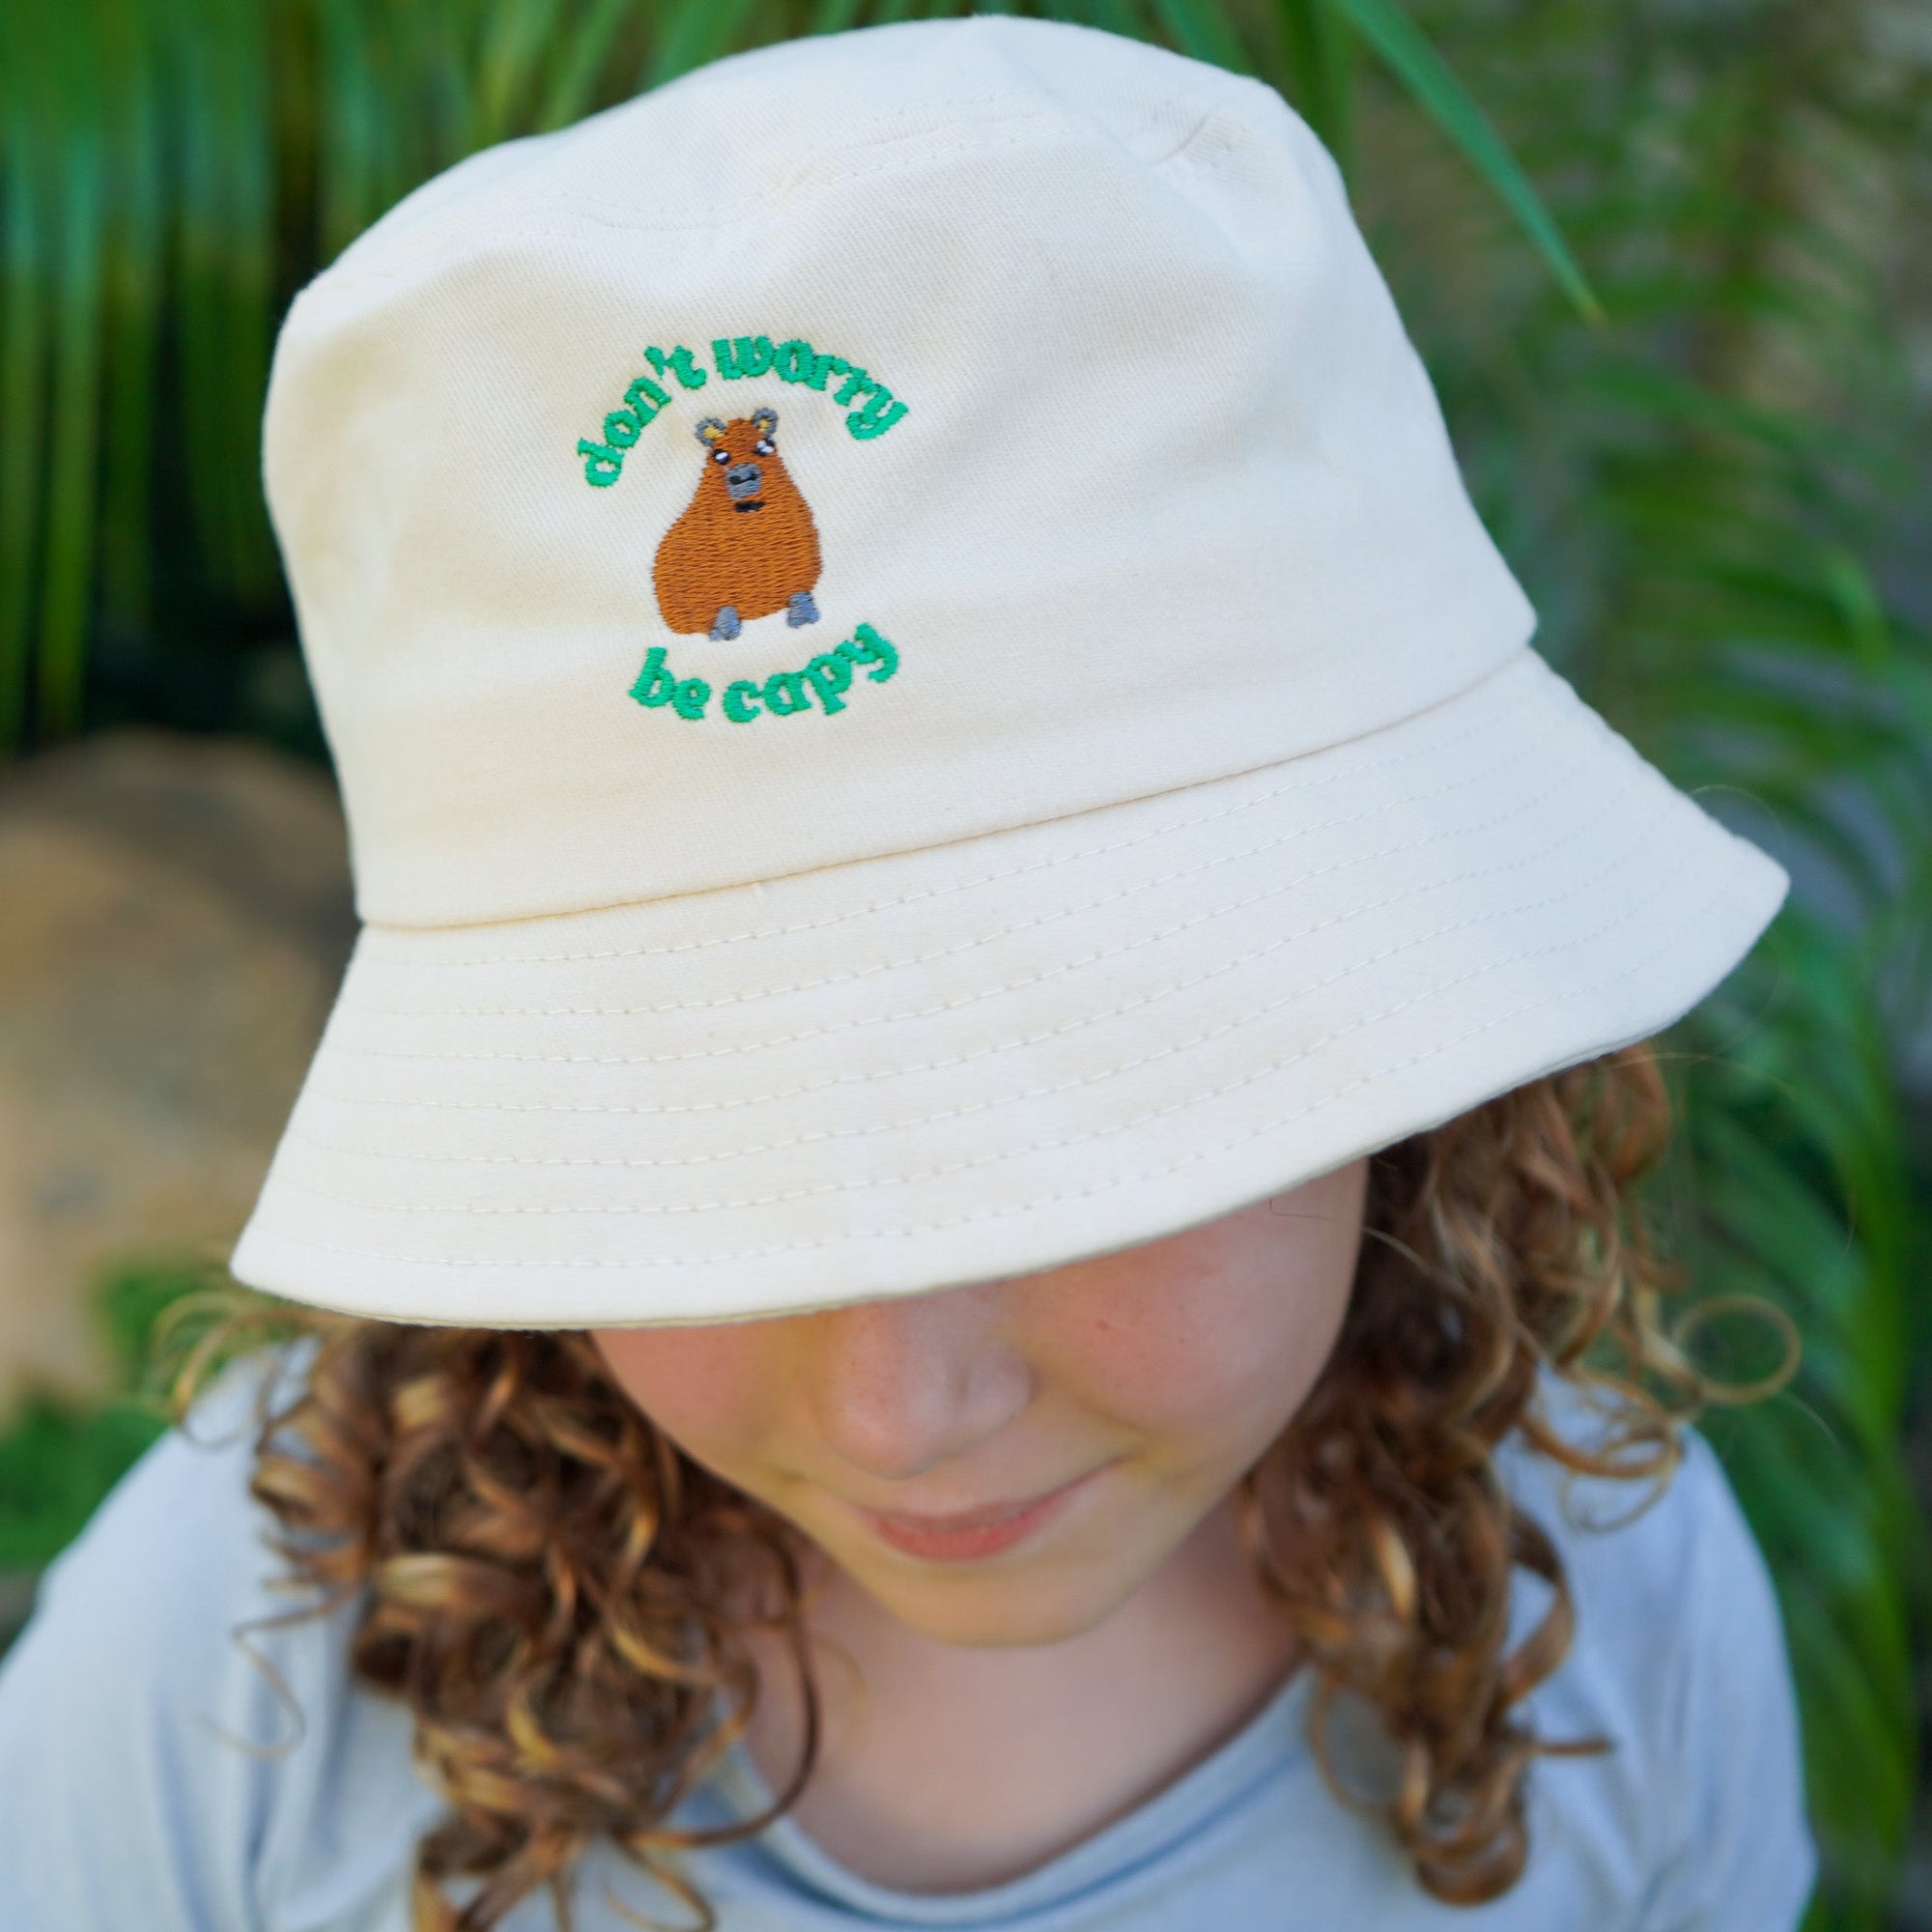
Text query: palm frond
1360 7 1932 1919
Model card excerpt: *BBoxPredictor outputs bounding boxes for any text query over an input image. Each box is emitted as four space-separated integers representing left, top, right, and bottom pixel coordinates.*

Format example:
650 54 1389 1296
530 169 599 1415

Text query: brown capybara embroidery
652 408 823 640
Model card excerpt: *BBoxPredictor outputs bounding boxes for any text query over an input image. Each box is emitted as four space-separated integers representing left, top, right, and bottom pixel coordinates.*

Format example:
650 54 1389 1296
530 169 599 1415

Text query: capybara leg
709 606 743 641
786 590 821 628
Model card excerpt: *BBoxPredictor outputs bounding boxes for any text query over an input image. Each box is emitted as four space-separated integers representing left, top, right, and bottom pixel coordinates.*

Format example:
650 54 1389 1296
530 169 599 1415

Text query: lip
852 1461 1117 1563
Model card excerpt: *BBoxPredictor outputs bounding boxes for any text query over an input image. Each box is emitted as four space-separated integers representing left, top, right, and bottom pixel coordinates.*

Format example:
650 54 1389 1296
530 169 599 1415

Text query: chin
856 1559 1145 1650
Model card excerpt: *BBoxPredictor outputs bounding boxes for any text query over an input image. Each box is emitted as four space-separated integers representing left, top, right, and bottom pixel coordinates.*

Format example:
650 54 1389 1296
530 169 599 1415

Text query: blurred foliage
1 0 1929 1925
1346 14 1932 1918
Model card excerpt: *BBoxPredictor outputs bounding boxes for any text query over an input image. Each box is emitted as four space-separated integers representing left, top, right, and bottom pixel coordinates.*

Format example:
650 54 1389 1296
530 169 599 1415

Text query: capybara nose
725 463 763 498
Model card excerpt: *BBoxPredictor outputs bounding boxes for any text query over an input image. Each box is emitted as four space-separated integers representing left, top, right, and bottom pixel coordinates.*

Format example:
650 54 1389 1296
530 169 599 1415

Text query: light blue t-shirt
0 1340 1814 1932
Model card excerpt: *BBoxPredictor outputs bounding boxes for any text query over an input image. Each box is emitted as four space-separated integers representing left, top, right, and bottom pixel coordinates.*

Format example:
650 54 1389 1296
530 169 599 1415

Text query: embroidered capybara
652 408 823 640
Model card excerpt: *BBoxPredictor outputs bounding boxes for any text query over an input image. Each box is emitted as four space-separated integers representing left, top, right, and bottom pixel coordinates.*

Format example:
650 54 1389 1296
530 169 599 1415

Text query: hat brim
228 647 1786 1329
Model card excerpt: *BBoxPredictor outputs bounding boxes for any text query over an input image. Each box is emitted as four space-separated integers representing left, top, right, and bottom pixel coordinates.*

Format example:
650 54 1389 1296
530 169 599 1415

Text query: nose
805 1286 1033 1485
725 462 762 496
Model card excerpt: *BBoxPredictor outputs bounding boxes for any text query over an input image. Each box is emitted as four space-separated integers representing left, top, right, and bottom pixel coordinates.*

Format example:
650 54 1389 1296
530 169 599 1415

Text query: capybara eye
711 448 730 464
754 439 775 455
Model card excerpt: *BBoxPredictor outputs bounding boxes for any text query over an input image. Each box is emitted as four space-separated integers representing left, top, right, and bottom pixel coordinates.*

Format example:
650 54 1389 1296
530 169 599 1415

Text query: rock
0 727 354 1423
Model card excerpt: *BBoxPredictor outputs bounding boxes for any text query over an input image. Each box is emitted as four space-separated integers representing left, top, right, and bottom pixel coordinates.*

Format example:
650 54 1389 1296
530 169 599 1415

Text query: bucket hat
228 14 1788 1329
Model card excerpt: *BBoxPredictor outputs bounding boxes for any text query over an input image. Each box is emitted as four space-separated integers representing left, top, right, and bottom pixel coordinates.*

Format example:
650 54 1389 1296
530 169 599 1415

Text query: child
0 16 1811 1931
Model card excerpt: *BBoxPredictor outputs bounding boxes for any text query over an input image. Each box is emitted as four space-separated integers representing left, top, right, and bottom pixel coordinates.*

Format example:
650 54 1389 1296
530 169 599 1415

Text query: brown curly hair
154 1037 1785 1932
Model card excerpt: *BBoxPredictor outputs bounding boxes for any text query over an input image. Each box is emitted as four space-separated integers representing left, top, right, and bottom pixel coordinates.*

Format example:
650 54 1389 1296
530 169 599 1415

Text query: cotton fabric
226 15 1789 1331
0 1343 1815 1930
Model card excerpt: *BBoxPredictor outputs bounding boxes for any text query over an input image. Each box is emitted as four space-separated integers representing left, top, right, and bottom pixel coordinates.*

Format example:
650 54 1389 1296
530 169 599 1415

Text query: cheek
1063 1277 1342 1443
589 1326 775 1469
1049 1193 1363 1451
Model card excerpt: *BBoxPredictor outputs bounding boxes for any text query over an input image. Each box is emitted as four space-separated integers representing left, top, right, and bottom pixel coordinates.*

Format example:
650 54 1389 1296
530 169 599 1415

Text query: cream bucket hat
229 14 1788 1330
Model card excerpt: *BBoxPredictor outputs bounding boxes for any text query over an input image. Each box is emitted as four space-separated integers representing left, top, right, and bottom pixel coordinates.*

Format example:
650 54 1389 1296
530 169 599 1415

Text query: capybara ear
695 417 728 447
750 407 778 439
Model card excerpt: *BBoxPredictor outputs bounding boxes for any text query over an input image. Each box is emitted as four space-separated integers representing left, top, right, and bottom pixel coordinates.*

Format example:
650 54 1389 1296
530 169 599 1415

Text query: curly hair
154 1037 1784 1931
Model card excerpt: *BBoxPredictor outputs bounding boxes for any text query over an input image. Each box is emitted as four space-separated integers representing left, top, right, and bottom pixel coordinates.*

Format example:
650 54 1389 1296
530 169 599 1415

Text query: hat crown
265 15 1534 929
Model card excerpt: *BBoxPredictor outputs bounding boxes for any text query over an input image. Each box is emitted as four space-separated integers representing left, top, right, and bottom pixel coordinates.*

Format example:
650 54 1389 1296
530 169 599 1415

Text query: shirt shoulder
1495 1383 1816 1932
8 1335 331 1694
0 1336 439 1932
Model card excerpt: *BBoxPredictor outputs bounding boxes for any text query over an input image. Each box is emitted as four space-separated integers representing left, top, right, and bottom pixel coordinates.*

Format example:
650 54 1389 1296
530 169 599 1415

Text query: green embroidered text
581 335 907 486
629 623 900 723
713 335 908 440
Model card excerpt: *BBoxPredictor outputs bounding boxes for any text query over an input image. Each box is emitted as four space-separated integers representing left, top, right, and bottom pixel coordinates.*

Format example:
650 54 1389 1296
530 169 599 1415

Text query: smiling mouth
861 1463 1116 1533
732 499 764 512
849 1463 1118 1562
